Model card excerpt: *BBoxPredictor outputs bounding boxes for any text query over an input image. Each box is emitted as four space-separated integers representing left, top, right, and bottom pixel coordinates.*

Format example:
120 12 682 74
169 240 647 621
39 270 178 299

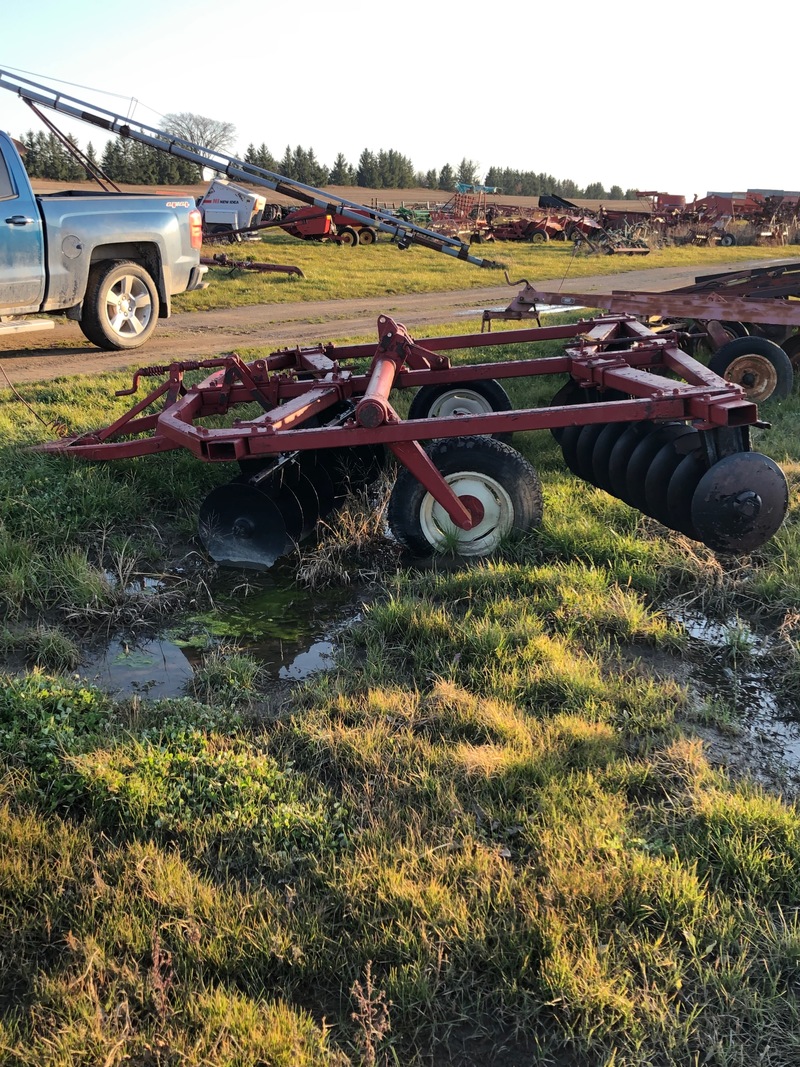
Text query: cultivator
1 70 791 567
36 314 789 567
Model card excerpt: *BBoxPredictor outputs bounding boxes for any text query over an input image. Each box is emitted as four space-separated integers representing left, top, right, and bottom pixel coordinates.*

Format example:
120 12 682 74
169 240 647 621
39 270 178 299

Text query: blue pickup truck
0 130 207 350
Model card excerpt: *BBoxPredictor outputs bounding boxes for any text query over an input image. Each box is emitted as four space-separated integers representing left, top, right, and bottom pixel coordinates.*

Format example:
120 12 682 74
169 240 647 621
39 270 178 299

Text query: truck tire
80 261 160 351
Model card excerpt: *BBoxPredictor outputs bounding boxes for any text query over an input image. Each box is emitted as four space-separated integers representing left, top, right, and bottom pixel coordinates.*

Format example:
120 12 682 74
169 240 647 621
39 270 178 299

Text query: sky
0 0 796 199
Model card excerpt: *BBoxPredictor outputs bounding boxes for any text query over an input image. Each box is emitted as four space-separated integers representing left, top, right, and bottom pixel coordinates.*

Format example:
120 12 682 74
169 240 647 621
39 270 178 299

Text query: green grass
3 260 800 1063
175 231 800 311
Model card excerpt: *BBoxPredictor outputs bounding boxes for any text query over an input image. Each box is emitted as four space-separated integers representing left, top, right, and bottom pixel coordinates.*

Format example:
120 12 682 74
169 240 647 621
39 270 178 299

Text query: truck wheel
80 261 160 350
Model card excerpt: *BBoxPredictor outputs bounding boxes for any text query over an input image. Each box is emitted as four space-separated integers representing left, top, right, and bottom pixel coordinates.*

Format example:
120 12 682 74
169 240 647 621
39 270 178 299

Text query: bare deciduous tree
163 112 236 152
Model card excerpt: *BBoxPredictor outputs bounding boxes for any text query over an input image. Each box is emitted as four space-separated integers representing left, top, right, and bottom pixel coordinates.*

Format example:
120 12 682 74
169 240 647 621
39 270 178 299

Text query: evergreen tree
438 164 455 191
356 149 379 187
329 153 355 185
584 181 607 200
608 185 624 200
457 158 478 186
424 168 438 189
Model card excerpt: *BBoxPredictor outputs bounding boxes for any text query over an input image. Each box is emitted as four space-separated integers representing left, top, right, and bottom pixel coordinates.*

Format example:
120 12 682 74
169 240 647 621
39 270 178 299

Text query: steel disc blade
321 444 387 493
608 422 653 500
198 482 289 569
666 453 706 537
625 424 694 510
575 423 607 484
549 380 584 443
644 433 699 525
296 454 338 523
691 452 789 553
560 425 583 475
591 422 629 492
283 467 330 537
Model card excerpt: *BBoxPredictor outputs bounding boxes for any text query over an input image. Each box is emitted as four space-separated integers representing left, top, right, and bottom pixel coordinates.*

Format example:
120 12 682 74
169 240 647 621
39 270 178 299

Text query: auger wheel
388 436 543 557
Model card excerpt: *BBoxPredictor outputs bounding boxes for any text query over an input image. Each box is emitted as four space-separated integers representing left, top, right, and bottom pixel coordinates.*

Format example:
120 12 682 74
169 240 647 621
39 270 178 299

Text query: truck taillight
189 208 203 250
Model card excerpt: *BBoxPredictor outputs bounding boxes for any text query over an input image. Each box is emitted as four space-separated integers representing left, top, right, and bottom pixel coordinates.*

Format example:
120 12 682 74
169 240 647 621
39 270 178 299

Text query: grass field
2 273 800 1063
174 233 800 311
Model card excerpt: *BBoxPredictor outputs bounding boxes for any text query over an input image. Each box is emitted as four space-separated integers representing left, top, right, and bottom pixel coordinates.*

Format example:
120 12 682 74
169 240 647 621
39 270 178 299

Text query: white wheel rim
106 275 152 338
427 390 494 419
419 470 514 555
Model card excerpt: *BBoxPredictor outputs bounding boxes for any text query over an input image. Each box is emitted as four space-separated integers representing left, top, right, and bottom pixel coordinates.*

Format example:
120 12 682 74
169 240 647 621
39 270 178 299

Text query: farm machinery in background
483 261 800 404
426 186 651 253
638 190 800 247
197 179 379 247
0 69 796 572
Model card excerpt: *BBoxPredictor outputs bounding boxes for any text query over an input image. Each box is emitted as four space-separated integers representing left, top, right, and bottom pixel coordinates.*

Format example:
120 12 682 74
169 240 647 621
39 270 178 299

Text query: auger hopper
36 314 789 568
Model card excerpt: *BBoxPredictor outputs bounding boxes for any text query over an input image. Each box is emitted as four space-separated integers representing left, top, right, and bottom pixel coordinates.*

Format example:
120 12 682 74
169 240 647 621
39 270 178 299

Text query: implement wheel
708 336 793 402
408 379 513 442
337 226 360 246
388 436 543 558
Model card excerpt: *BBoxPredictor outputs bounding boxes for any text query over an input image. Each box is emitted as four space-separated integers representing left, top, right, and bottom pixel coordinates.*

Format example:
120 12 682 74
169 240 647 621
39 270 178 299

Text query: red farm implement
482 263 800 404
0 70 791 569
35 313 789 568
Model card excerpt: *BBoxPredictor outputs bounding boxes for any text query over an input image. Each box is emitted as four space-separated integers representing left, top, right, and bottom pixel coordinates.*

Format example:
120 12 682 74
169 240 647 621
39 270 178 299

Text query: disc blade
560 424 583 475
691 452 789 553
591 422 629 492
666 453 706 537
644 432 699 525
608 422 652 501
625 424 694 510
575 423 607 484
198 482 289 569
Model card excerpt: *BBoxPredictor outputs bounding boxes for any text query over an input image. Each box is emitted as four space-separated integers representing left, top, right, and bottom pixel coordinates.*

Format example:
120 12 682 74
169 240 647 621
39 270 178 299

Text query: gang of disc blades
691 452 789 553
198 482 289 569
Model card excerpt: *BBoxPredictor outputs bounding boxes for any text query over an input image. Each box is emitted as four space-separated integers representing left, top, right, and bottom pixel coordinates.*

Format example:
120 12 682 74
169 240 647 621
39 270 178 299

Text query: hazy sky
0 0 795 198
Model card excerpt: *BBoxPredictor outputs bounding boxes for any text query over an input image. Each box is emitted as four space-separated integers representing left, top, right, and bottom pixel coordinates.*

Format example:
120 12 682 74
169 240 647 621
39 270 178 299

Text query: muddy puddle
79 569 367 699
664 601 800 794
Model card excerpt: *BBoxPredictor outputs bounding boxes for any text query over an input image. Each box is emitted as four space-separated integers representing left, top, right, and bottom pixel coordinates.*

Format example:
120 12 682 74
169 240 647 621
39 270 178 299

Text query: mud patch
665 602 800 795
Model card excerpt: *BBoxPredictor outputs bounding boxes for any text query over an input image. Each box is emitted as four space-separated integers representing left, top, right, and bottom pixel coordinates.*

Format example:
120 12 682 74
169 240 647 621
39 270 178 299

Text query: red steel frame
41 314 759 533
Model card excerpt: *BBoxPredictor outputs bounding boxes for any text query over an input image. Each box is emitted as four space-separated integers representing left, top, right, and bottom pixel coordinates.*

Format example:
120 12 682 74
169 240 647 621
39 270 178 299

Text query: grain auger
0 69 506 272
35 314 789 568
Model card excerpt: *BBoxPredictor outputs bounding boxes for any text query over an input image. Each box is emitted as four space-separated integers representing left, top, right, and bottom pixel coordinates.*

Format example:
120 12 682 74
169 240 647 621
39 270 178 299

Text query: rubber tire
80 260 159 351
358 227 377 245
781 333 800 373
338 227 360 246
530 231 548 244
708 336 794 402
388 436 543 558
720 233 736 247
407 379 513 443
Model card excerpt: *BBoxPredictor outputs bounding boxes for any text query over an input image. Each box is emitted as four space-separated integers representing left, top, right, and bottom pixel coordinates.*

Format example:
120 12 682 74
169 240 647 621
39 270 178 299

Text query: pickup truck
0 130 207 350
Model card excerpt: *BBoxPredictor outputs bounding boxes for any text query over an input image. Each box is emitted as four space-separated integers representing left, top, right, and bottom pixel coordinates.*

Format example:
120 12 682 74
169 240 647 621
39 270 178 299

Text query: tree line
20 129 640 200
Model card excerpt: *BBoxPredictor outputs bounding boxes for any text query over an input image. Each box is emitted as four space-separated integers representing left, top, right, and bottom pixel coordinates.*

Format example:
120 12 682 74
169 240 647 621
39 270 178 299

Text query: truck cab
0 130 207 350
0 133 46 312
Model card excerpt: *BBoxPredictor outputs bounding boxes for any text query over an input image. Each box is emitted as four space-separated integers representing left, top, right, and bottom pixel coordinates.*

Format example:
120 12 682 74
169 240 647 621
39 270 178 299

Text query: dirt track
0 259 790 386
